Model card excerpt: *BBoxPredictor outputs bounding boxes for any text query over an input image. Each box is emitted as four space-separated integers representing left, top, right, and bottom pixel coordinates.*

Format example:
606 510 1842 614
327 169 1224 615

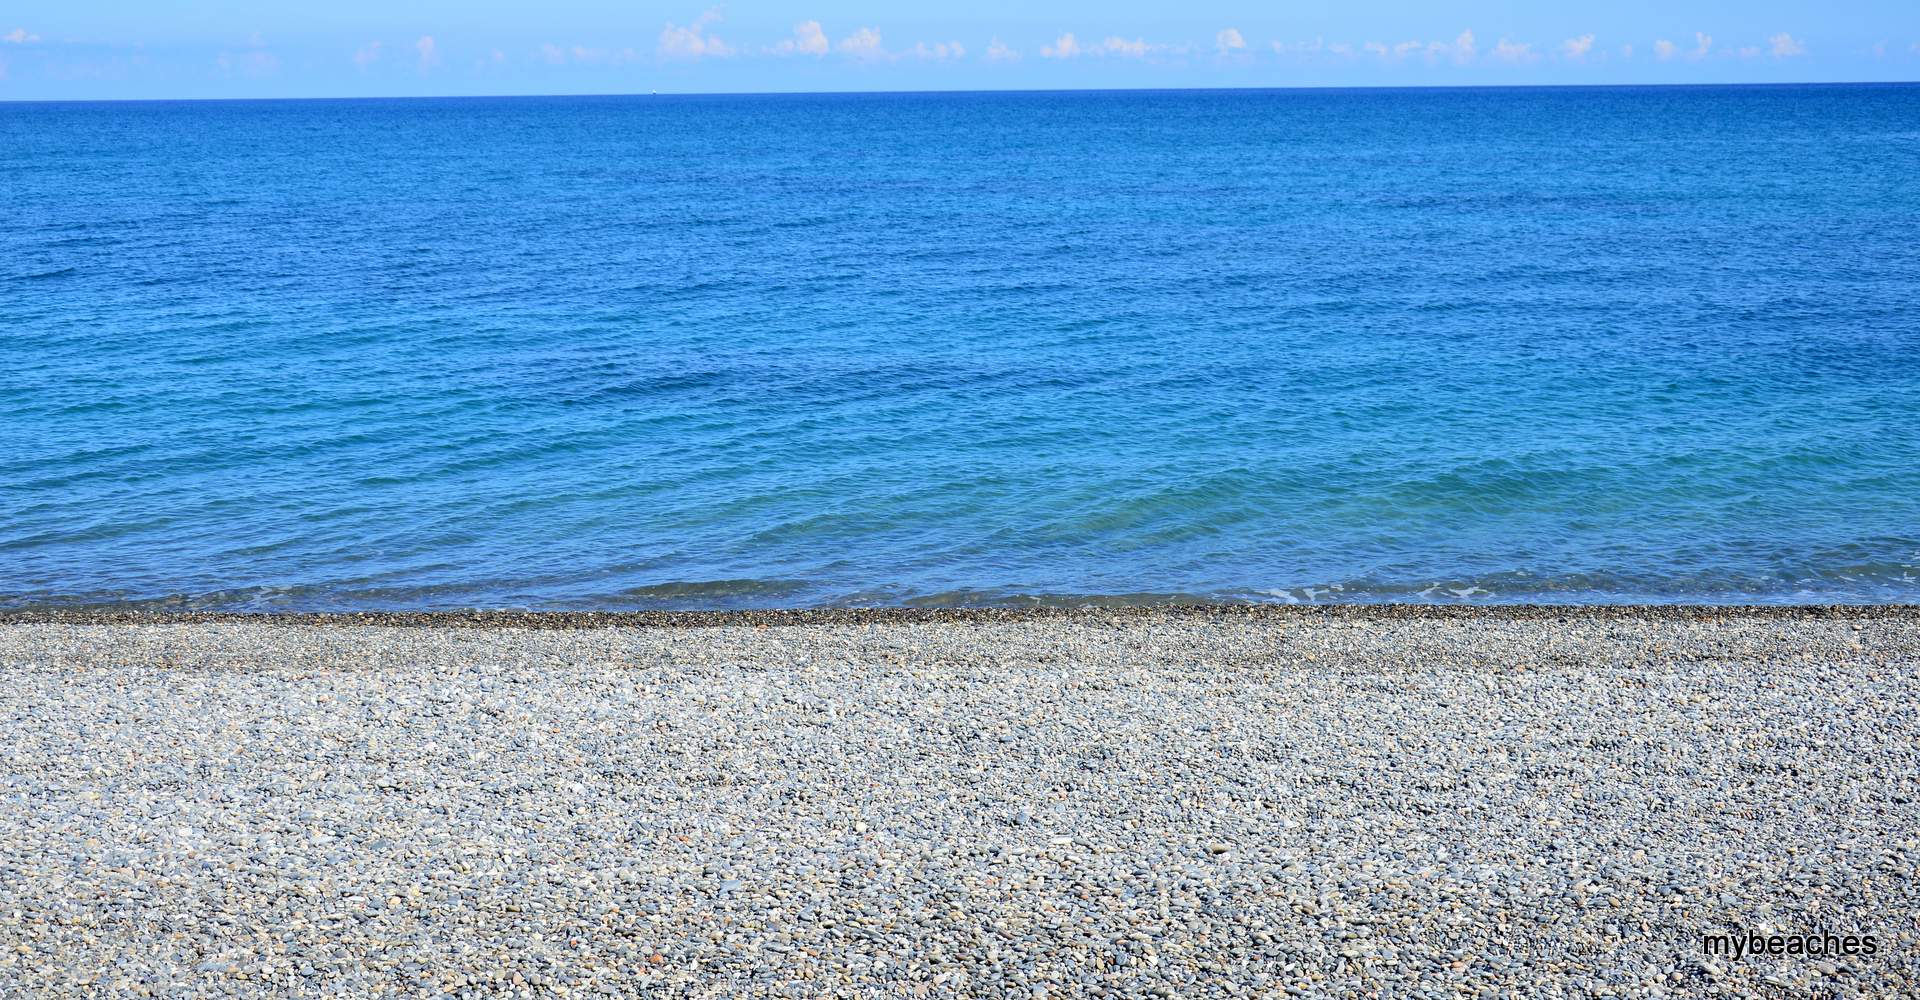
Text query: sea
4 85 1919 610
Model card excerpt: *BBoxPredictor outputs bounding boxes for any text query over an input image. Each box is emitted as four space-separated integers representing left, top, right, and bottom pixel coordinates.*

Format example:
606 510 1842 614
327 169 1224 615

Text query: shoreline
4 601 1918 629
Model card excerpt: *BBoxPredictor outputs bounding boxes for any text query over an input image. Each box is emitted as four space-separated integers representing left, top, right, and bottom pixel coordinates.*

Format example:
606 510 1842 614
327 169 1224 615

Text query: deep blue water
5 86 1919 609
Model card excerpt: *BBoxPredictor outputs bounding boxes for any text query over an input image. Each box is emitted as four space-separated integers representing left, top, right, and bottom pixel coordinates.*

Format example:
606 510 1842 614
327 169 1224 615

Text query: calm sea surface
5 86 1919 609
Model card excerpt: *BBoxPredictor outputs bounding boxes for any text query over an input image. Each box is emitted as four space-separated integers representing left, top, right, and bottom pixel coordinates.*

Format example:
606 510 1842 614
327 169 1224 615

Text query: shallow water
5 86 1919 609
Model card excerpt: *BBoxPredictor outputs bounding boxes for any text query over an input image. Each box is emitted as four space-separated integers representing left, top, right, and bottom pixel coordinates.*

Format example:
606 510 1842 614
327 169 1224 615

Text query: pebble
0 608 1914 997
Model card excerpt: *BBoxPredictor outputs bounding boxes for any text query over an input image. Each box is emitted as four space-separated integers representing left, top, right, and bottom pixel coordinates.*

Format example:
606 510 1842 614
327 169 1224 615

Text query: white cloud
1561 34 1595 60
537 43 636 66
912 41 964 61
1493 38 1537 64
4 27 41 44
1621 43 1634 59
1041 33 1079 59
415 35 440 72
1428 29 1475 64
1271 38 1325 57
1738 46 1761 59
216 50 280 77
1365 38 1460 62
770 20 828 57
1770 33 1804 58
570 46 607 64
1216 28 1245 56
837 27 886 59
659 9 733 60
1647 33 1711 61
1328 42 1354 57
353 40 383 67
1042 33 1157 58
986 37 1019 61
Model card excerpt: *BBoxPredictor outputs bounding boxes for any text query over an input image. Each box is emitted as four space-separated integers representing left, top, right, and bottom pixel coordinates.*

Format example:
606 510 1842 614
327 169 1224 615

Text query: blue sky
4 2 1918 100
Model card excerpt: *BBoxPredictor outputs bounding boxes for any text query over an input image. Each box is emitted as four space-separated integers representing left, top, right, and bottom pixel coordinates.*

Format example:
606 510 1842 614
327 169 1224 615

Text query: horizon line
4 78 1917 106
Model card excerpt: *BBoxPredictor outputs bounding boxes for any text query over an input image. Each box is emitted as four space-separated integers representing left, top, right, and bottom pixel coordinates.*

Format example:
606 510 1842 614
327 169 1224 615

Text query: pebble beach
0 607 1915 998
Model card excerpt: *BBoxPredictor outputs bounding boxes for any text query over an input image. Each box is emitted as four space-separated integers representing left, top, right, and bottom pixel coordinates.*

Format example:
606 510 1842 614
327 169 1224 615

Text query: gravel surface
0 609 1915 998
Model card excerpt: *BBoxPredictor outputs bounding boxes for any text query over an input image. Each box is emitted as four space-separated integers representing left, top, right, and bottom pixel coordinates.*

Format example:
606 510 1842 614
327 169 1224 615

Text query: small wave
614 579 814 603
895 589 1228 609
9 267 77 281
7 570 1919 615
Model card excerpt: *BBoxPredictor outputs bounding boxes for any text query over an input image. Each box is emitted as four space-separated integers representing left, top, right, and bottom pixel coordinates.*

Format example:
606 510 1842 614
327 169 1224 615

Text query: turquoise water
5 86 1919 609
